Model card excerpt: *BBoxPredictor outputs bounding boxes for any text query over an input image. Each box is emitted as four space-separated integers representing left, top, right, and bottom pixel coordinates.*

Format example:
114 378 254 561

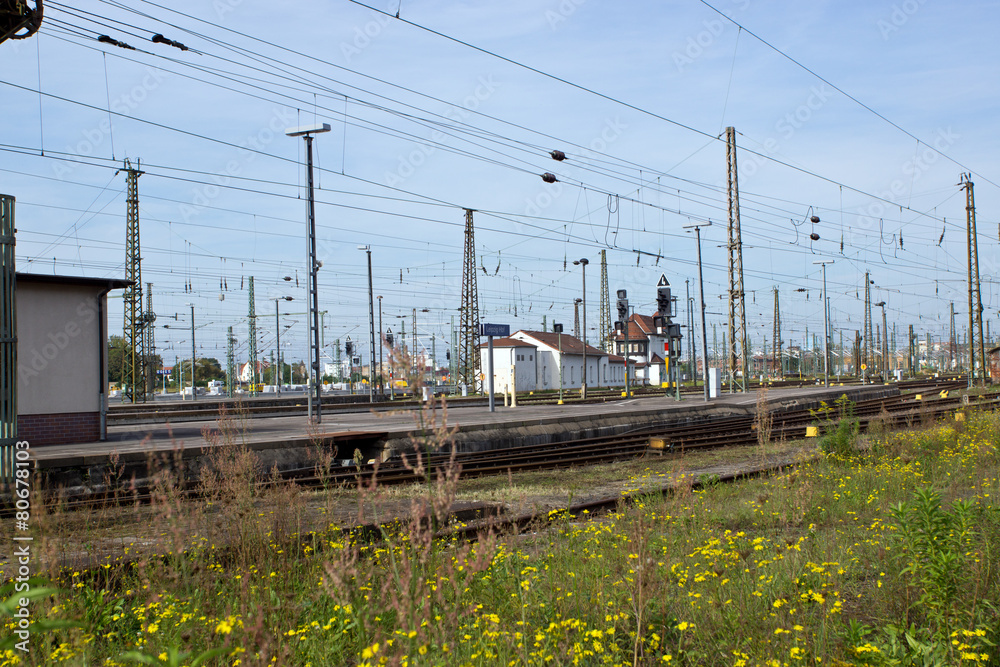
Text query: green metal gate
1 194 16 482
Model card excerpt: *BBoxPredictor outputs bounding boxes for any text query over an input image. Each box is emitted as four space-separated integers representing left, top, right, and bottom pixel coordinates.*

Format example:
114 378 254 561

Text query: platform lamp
813 260 834 387
572 258 589 399
286 122 330 423
358 245 376 403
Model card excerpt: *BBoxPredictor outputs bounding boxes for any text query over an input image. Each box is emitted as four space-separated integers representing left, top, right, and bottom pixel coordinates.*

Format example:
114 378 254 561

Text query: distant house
613 314 670 386
238 360 269 383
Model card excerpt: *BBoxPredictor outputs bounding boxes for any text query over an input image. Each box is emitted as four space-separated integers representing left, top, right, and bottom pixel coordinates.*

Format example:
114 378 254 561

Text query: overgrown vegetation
4 397 1000 666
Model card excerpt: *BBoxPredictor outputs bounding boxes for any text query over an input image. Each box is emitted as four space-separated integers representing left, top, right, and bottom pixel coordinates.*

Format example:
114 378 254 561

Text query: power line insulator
550 150 566 161
98 35 135 50
810 215 820 223
809 232 820 241
541 172 558 183
152 33 189 51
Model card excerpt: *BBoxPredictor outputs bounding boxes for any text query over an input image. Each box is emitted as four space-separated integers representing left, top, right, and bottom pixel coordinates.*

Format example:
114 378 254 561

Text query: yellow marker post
915 394 923 401
806 426 819 437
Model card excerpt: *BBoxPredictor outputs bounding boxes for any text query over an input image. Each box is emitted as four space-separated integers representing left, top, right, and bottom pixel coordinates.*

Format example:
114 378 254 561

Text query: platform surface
27 384 891 466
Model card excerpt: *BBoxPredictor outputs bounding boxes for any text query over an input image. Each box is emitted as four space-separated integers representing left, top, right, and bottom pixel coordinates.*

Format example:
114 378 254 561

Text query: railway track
104 375 964 424
9 379 984 517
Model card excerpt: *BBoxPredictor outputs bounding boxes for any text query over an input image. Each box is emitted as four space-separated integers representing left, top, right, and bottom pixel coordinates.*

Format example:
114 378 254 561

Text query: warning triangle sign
657 274 669 287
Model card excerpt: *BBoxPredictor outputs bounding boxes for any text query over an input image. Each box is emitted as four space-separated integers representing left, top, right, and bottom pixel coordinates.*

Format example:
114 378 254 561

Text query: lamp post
683 222 712 402
274 296 293 395
377 295 383 400
358 245 376 403
554 323 564 404
813 260 834 387
573 258 589 399
186 303 196 402
286 122 330 423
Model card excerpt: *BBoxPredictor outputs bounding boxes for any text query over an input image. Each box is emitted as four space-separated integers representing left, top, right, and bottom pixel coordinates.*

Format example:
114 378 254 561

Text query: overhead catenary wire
5 1 991 355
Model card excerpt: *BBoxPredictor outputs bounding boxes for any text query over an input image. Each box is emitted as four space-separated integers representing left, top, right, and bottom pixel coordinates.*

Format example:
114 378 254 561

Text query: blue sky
2 0 998 368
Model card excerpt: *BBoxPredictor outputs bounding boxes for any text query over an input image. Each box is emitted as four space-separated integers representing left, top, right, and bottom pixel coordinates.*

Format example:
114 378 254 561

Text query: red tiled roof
239 361 269 372
516 331 606 357
477 337 536 348
613 314 659 341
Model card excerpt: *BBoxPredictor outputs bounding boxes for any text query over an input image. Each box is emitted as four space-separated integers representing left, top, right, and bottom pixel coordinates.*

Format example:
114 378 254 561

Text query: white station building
479 330 626 393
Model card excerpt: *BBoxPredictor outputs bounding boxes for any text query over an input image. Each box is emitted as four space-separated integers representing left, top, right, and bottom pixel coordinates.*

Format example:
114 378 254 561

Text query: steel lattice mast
248 276 258 395
145 282 157 394
226 326 236 398
725 127 748 392
458 209 481 389
863 271 872 381
773 287 781 378
121 159 146 403
962 174 987 385
949 302 957 370
599 249 611 353
881 308 889 376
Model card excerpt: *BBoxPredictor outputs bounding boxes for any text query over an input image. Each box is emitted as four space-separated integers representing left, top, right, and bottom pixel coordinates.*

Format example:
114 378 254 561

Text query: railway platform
26 383 906 491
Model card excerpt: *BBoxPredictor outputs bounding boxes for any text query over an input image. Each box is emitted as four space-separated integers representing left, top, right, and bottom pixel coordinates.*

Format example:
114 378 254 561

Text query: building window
529 354 533 361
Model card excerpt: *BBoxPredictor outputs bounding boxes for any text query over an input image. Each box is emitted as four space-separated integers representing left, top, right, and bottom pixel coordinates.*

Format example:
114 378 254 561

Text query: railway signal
656 275 672 318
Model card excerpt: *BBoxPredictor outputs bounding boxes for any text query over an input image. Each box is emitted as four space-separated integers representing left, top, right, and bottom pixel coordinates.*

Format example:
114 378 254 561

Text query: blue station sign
480 323 510 338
